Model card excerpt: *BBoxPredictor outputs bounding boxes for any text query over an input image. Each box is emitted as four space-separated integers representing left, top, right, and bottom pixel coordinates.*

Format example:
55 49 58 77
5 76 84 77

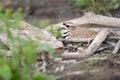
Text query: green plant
0 10 54 80
72 0 120 16
88 60 96 66
0 5 26 20
49 25 63 38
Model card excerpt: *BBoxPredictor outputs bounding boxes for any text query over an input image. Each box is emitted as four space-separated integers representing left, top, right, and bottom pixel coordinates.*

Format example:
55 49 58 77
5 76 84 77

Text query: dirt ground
25 1 120 25
2 0 83 23
25 0 83 24
51 54 120 80
2 0 120 80
3 0 120 23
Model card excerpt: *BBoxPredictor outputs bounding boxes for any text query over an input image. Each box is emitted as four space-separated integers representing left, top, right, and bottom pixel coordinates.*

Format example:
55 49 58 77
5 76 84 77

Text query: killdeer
61 22 98 39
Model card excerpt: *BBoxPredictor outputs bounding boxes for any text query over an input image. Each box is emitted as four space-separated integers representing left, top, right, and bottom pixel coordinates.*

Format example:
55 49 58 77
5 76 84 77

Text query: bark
58 38 93 43
58 35 120 43
0 21 63 51
86 28 111 54
112 40 120 54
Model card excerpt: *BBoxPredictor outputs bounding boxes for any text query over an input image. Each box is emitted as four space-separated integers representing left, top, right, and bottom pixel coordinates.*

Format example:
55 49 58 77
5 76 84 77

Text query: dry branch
61 52 85 60
72 12 120 27
45 12 120 31
108 36 120 40
112 40 120 54
58 38 93 43
86 28 111 54
96 46 112 53
58 35 120 43
0 21 63 51
55 69 101 80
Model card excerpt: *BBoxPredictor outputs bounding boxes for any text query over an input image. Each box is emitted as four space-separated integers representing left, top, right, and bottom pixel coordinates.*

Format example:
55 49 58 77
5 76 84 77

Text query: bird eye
63 23 70 28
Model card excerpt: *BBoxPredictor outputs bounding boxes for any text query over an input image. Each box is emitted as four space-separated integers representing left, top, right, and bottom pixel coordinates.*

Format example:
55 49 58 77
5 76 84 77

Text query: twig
35 55 47 72
96 46 112 53
77 56 108 64
60 56 108 63
112 40 120 54
58 38 93 42
108 36 120 40
55 70 86 80
55 69 101 80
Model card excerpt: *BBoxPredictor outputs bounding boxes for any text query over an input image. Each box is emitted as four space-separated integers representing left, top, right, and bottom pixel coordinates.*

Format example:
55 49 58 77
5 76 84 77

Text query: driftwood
86 29 111 54
58 35 120 43
45 12 120 55
0 21 63 52
108 36 120 40
96 46 112 53
61 29 111 60
45 12 120 32
69 12 120 27
112 40 120 54
0 12 120 59
58 38 93 43
57 55 108 64
53 12 120 59
55 69 101 80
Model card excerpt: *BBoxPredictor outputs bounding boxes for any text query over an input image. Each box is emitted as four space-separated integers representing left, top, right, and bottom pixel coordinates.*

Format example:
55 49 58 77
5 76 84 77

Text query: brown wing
69 27 98 38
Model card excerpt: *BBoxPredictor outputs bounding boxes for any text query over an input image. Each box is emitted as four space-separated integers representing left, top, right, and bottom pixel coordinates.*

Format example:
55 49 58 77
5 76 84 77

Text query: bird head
63 22 75 31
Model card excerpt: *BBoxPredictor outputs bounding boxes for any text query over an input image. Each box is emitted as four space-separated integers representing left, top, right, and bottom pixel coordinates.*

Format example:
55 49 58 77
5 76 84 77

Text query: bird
60 22 98 39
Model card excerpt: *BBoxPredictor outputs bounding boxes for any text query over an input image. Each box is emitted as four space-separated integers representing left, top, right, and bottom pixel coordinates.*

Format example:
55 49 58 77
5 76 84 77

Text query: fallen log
70 12 120 27
58 35 120 43
0 21 63 52
58 38 94 43
45 12 120 31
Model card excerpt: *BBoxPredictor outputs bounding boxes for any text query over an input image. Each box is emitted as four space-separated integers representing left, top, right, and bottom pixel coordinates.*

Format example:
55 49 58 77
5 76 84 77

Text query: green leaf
33 72 53 80
5 20 23 29
113 3 119 9
0 64 12 79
